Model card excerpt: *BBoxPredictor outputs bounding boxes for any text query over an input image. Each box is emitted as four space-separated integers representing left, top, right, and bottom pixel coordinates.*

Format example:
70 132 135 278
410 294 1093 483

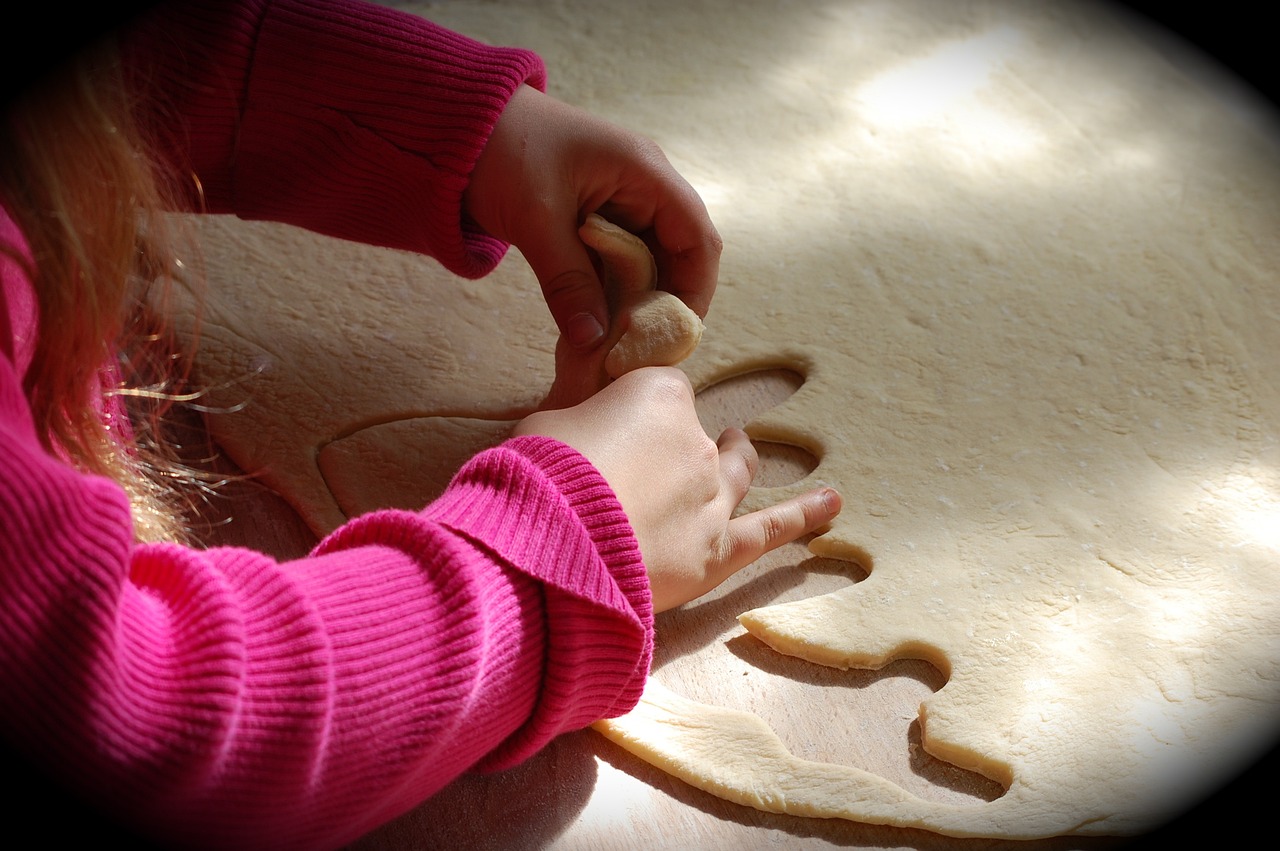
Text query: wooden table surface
179 370 1263 851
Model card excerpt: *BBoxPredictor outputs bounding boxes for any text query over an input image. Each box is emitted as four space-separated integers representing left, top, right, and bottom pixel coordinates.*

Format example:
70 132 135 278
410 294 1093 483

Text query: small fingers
536 264 609 351
716 426 758 500
657 218 722 319
594 141 721 319
723 486 843 572
649 161 722 318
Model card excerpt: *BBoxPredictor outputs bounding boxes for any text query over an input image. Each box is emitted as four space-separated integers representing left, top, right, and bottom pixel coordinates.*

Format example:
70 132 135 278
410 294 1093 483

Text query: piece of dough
542 213 704 409
577 214 704 380
604 290 703 379
180 0 1280 841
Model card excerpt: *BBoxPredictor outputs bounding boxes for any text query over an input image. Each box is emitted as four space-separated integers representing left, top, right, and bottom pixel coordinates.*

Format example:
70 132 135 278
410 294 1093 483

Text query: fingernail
566 312 605 348
821 488 842 515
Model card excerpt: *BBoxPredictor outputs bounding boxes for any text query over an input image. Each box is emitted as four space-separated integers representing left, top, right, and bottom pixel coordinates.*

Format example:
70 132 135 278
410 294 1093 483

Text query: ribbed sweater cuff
124 0 547 278
423 436 653 769
237 0 547 276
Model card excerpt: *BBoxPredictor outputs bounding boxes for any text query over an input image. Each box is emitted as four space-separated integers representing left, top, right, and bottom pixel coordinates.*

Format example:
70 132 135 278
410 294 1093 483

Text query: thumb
523 234 610 351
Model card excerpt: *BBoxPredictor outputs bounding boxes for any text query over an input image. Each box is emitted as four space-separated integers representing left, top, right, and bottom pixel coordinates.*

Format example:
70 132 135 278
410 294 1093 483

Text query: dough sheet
175 0 1280 839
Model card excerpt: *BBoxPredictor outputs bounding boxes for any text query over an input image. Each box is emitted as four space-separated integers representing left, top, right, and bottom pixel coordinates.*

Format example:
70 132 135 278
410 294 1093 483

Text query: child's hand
465 85 722 352
513 367 842 612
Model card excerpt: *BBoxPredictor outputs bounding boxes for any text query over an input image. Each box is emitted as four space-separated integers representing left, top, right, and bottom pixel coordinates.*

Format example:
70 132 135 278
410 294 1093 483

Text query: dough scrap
542 213 704 408
604 290 704 379
577 214 705 379
179 0 1280 841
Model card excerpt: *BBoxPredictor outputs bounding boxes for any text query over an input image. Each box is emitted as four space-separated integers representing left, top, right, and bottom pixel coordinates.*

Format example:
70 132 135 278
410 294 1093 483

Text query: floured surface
179 0 1280 841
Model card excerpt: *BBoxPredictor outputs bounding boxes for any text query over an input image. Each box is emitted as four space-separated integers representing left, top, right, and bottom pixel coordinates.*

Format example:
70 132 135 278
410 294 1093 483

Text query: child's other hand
513 367 842 612
465 85 722 352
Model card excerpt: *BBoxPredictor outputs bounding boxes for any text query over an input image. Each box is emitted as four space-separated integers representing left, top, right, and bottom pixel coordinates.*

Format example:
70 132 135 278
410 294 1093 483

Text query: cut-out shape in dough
319 416 514 518
694 367 817 486
314 215 706 522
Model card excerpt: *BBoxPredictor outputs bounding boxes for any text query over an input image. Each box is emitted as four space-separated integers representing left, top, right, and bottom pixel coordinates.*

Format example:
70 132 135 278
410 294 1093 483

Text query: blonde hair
1 37 204 543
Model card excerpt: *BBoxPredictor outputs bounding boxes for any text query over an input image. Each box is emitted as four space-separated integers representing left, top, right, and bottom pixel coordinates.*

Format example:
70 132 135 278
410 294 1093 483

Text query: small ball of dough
605 290 705 379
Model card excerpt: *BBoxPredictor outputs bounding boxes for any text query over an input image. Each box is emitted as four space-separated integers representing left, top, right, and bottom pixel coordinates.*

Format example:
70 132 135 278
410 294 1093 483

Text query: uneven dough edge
594 680 1121 839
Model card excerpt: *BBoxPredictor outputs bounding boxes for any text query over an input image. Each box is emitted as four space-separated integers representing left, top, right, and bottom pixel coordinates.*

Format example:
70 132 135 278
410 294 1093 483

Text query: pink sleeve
5 3 649 846
121 0 547 278
0 304 651 848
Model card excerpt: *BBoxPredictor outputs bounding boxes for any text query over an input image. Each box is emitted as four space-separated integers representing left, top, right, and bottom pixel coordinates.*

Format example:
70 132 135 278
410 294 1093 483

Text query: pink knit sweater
0 2 652 848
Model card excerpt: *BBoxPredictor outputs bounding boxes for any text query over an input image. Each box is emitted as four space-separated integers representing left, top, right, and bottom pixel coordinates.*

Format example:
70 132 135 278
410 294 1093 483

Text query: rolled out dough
179 0 1280 841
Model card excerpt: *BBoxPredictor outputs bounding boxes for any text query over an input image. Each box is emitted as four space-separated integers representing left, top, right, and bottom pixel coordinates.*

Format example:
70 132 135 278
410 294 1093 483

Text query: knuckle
697 434 721 470
759 507 794 548
727 451 755 493
624 131 668 169
712 529 739 570
705 226 725 257
742 438 759 477
542 268 593 300
642 366 696 406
